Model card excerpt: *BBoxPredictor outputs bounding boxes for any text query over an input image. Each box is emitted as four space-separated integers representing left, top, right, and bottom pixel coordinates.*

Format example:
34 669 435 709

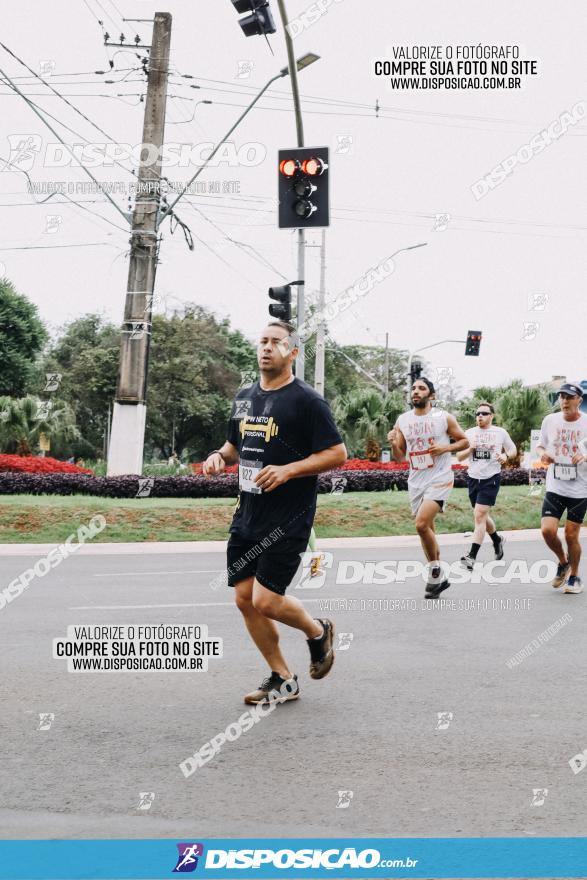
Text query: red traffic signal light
465 330 482 356
278 147 329 229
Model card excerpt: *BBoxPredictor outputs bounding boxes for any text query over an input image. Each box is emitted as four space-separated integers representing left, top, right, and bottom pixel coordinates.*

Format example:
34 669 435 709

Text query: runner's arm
278 443 347 480
443 414 469 454
202 441 239 475
255 443 347 492
388 423 407 462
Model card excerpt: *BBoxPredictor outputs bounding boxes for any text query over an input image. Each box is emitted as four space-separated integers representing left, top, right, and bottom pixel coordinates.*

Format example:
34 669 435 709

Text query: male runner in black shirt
203 321 347 704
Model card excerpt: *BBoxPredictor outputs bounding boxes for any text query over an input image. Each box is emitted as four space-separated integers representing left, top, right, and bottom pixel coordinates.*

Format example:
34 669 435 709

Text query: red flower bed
0 454 94 475
192 457 465 473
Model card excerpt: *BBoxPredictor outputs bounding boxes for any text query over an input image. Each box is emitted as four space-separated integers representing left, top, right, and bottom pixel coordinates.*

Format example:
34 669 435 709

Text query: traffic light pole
276 0 306 381
107 12 171 476
314 229 326 396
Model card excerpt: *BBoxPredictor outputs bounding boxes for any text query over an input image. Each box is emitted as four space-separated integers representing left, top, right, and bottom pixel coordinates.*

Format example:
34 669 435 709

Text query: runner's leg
415 499 441 562
486 514 497 535
233 577 292 678
541 516 566 565
564 520 582 576
252 579 322 639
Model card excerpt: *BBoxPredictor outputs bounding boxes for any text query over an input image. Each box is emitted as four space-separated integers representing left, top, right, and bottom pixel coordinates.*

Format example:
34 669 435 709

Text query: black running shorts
541 491 587 525
227 534 308 595
468 473 501 507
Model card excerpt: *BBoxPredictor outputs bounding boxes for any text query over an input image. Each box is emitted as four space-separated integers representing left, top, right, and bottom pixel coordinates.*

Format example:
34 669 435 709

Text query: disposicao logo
173 843 204 873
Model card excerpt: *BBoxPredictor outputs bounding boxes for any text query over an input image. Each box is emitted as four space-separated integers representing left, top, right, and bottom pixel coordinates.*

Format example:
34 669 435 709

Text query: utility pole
276 0 306 380
314 229 326 397
384 332 390 394
107 12 171 476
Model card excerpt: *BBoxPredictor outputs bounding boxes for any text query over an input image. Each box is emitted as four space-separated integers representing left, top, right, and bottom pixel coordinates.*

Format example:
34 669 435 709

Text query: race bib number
239 459 263 493
409 450 433 470
473 447 491 461
554 462 577 481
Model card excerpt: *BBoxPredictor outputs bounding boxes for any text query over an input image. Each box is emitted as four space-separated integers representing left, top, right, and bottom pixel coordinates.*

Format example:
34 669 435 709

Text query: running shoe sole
563 583 583 594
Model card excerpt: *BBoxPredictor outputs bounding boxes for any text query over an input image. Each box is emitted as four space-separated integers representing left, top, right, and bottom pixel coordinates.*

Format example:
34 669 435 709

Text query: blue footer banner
0 838 587 879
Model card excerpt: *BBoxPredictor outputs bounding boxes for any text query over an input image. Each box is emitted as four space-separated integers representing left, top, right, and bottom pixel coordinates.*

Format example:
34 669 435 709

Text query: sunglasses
475 411 492 417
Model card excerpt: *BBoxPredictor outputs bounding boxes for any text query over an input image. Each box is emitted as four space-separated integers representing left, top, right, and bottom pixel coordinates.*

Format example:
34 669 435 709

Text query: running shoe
564 576 583 594
552 561 570 588
460 554 475 571
243 672 299 705
307 618 335 680
493 535 505 561
425 579 451 599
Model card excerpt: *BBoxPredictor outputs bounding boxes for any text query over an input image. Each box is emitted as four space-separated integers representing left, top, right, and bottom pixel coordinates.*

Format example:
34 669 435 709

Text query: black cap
557 382 584 398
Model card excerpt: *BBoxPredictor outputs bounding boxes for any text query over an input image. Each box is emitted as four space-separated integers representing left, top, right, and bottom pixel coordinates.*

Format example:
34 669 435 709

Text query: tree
41 314 120 455
496 381 551 462
305 340 408 401
332 387 405 458
0 396 79 456
0 279 48 396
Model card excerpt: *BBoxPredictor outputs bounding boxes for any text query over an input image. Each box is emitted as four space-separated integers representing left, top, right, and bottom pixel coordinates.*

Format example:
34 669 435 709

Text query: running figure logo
436 711 454 730
531 788 548 806
136 792 155 810
38 713 55 731
336 790 354 809
337 632 354 651
295 551 333 589
173 843 204 873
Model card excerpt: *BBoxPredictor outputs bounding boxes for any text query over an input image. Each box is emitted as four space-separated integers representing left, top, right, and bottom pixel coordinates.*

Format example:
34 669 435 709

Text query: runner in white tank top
388 376 469 598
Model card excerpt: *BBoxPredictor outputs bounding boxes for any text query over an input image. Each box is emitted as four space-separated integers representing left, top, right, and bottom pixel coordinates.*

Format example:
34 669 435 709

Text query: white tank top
397 408 453 486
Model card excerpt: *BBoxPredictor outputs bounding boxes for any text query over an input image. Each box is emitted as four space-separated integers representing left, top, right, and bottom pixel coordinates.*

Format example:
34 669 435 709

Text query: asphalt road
1 536 586 841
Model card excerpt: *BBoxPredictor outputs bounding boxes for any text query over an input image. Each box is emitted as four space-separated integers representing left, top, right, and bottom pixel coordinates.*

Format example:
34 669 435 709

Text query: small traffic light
410 358 423 385
231 0 276 37
278 147 329 229
268 284 292 321
465 330 482 356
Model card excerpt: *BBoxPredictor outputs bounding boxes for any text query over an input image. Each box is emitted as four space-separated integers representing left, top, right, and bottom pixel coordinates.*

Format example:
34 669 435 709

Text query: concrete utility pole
107 12 171 476
314 228 327 397
276 0 306 381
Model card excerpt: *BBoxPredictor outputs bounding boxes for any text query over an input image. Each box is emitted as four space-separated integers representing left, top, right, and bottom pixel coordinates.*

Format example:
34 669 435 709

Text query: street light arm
157 70 286 228
326 348 386 394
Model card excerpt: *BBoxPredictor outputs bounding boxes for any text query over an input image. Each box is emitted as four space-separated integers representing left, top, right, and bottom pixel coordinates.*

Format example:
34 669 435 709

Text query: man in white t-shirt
388 376 469 598
456 402 517 569
536 382 587 594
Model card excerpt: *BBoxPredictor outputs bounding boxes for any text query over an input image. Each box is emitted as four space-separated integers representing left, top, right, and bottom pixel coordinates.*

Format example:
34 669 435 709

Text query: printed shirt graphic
226 378 343 540
397 408 453 488
465 426 516 479
538 412 587 498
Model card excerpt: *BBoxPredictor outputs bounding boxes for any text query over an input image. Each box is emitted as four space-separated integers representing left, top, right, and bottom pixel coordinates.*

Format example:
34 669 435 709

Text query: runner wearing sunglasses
456 403 516 569
536 383 587 594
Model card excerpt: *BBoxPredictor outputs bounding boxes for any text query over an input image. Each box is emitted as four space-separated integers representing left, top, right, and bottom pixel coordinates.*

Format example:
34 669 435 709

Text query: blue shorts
468 473 501 507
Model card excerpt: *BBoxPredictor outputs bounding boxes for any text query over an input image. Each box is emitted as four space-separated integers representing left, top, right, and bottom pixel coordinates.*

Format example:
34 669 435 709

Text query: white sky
1 0 585 394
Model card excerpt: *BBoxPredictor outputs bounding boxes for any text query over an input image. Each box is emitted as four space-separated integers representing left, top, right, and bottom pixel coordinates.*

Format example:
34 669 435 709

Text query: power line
0 242 123 251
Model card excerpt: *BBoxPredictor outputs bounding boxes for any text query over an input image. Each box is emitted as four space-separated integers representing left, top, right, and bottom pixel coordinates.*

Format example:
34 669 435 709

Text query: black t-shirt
226 377 343 541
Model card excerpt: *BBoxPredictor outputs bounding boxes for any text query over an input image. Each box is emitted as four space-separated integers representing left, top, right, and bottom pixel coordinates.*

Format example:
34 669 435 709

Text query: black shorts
227 534 308 596
468 473 501 507
541 491 587 525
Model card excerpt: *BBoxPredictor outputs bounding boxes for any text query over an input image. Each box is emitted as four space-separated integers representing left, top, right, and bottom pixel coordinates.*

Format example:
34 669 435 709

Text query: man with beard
203 321 347 704
536 382 587 594
387 377 469 597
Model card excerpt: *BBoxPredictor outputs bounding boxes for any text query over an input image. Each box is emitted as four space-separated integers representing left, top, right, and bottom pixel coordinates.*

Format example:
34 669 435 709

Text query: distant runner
536 382 587 594
388 377 469 597
456 402 517 569
203 320 347 703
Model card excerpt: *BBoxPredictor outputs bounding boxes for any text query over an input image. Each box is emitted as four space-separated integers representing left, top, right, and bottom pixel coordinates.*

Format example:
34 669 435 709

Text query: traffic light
268 284 292 321
230 0 276 37
410 358 423 385
465 330 482 356
278 147 330 229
